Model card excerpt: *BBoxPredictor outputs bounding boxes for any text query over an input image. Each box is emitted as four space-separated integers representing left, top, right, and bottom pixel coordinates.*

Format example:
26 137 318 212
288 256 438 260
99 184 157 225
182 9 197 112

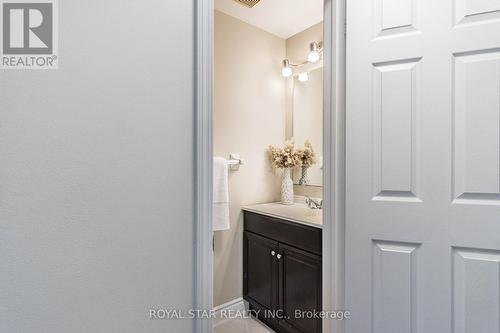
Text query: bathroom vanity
243 203 322 333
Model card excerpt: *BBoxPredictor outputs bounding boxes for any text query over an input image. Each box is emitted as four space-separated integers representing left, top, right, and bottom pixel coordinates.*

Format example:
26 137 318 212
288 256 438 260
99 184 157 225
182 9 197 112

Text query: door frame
194 0 346 332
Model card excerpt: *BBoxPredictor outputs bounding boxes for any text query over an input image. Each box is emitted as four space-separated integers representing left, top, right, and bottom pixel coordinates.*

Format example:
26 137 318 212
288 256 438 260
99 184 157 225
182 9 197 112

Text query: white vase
281 168 294 205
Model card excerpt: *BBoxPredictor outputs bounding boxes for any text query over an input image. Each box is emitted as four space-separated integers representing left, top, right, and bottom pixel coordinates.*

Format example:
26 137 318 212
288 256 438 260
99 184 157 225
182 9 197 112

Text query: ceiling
214 0 323 39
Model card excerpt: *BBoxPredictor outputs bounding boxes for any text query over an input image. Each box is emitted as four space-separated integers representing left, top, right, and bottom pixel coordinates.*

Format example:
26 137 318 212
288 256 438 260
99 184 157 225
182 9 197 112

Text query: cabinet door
279 244 322 333
243 231 279 312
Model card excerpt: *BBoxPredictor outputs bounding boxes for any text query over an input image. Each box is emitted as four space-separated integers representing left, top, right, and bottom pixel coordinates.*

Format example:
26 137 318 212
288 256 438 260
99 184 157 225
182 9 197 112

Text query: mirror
292 67 323 186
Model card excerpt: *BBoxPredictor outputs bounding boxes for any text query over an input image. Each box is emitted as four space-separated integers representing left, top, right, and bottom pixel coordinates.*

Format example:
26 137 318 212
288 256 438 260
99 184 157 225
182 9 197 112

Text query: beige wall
213 11 286 307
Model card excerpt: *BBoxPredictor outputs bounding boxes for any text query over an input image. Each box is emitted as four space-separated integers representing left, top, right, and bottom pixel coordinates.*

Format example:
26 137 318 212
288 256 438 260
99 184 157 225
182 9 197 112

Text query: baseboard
213 297 247 327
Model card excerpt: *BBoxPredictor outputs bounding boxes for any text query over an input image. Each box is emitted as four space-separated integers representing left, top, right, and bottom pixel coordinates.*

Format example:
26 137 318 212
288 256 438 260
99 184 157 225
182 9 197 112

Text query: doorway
194 0 346 332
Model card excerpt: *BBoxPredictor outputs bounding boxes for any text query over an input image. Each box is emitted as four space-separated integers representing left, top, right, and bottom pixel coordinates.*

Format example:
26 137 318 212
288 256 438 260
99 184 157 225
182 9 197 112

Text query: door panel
346 0 500 332
372 58 422 200
452 247 500 333
243 231 278 311
372 241 420 333
453 49 500 201
279 244 322 333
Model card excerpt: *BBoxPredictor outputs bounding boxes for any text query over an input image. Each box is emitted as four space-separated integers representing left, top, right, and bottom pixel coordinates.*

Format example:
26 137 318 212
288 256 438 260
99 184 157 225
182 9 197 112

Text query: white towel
213 157 230 231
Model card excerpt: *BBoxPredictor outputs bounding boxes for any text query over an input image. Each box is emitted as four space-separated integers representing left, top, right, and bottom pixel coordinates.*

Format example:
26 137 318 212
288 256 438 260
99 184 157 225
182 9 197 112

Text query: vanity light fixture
298 72 309 82
281 41 323 79
281 59 293 78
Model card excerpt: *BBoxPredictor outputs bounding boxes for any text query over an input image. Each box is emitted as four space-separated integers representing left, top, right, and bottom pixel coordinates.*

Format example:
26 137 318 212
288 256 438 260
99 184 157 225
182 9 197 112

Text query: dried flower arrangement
269 140 301 169
297 140 317 167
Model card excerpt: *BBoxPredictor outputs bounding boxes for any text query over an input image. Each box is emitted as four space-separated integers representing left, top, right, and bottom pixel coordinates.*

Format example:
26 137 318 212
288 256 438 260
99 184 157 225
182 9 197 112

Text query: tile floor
214 317 275 333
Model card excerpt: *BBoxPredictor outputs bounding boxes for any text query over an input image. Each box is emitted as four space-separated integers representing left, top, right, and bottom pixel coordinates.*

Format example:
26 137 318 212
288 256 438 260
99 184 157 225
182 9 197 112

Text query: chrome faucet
305 196 323 210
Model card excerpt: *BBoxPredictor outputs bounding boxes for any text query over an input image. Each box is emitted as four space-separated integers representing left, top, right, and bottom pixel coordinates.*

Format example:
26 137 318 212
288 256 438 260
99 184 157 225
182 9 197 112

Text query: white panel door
346 0 500 332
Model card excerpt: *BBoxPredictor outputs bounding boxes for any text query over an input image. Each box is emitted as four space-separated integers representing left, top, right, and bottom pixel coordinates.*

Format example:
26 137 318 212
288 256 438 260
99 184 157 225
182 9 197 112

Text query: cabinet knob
271 251 276 256
276 254 282 259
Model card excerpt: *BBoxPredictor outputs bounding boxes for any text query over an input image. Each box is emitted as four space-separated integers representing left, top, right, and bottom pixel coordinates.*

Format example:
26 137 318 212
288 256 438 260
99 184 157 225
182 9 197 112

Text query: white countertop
243 202 323 229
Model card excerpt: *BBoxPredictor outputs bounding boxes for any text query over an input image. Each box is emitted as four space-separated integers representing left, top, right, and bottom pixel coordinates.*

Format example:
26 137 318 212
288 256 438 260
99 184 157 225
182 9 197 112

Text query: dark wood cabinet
244 232 279 313
279 244 322 333
243 211 322 333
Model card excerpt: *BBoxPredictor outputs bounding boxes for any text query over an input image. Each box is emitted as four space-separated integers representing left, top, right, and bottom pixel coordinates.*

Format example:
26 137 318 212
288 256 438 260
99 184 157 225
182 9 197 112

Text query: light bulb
281 59 292 78
298 72 309 82
282 66 292 78
307 50 320 63
308 42 320 63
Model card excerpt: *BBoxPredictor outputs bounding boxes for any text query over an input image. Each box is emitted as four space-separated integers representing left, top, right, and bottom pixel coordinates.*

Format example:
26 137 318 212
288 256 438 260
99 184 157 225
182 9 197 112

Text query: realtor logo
1 0 58 69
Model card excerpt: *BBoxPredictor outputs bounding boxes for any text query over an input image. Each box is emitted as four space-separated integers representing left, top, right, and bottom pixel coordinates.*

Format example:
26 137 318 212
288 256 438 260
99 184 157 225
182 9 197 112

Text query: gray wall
0 1 194 332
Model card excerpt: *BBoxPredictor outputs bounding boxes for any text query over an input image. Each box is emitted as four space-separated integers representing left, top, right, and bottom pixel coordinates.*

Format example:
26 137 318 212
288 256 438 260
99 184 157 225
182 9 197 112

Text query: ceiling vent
233 0 261 8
